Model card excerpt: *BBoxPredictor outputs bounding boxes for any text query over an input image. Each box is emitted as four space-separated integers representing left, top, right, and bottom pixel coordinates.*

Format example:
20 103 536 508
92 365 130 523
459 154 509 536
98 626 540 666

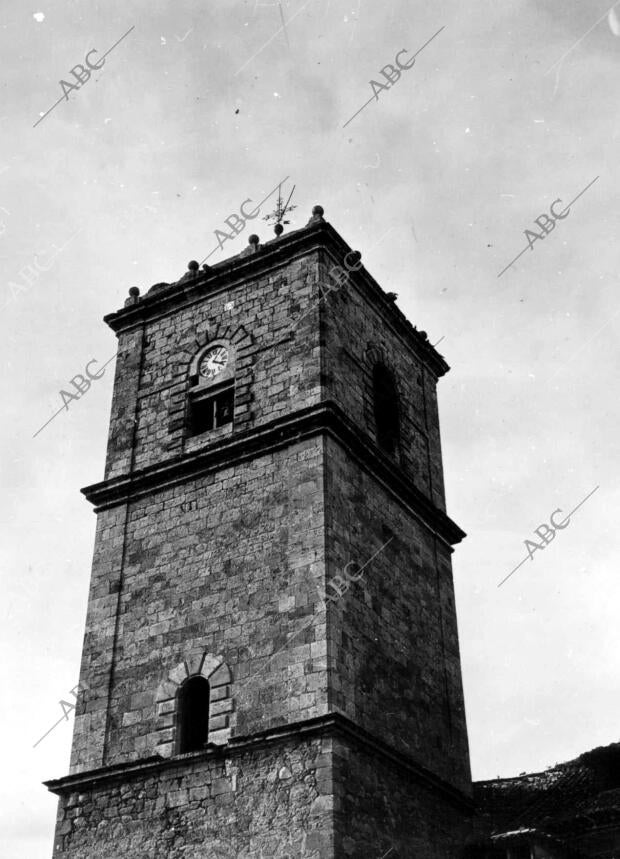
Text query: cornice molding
45 712 473 812
82 401 465 547
104 221 449 379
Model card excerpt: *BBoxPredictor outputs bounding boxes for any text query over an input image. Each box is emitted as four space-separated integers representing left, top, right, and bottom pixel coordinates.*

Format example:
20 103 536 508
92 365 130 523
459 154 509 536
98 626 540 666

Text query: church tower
46 205 473 857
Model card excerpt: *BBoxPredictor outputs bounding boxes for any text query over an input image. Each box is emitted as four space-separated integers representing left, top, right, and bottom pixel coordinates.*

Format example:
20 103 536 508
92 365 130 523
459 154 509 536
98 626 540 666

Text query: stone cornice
104 220 449 379
82 401 465 547
45 712 473 812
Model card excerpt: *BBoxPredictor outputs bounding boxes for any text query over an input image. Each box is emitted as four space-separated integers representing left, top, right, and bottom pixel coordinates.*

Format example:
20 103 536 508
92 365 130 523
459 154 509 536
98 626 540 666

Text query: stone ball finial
188 260 199 272
249 234 259 245
419 330 428 340
124 285 141 307
307 204 325 226
274 223 284 236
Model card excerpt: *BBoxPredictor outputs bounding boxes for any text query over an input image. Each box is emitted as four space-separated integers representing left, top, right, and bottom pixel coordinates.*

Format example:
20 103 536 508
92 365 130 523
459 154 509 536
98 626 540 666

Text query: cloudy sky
2 0 619 855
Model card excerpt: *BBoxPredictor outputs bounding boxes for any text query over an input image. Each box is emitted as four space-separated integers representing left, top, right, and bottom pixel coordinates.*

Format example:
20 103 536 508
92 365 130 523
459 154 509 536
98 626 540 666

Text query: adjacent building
472 743 620 859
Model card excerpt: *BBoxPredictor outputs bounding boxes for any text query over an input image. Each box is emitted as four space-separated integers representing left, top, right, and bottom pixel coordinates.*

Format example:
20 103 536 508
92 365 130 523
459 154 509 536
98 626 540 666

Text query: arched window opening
373 363 400 454
177 676 210 753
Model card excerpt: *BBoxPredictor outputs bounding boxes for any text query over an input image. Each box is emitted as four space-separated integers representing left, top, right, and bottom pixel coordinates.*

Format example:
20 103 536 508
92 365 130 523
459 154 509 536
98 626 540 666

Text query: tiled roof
474 742 620 842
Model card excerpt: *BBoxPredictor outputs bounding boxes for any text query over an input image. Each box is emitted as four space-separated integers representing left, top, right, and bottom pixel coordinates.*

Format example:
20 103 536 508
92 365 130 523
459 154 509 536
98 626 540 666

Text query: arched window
177 676 210 753
373 363 400 454
155 654 233 757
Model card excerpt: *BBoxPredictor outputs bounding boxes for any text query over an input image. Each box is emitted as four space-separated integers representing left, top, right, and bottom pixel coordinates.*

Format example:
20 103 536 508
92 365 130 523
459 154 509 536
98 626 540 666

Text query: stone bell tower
46 205 473 858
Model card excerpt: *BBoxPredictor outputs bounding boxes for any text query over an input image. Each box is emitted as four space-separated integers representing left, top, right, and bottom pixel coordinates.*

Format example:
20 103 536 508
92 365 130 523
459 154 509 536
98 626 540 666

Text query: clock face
199 346 229 380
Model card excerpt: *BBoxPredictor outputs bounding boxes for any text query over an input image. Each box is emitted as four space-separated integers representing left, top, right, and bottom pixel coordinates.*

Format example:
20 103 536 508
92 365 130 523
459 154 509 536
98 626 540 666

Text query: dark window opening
177 676 210 753
189 385 234 436
373 363 400 454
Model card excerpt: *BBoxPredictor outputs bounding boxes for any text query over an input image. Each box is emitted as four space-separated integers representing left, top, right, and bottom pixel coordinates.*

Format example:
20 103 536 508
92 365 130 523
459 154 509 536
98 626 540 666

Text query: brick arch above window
155 652 234 758
184 322 253 370
168 324 255 446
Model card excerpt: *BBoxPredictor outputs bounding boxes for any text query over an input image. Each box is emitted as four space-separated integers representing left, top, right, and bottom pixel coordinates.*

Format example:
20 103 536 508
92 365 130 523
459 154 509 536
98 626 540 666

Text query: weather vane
263 183 297 234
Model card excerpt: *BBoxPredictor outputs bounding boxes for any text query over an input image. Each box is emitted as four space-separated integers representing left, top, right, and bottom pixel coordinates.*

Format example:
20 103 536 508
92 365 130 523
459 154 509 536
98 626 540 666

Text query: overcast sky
2 0 619 856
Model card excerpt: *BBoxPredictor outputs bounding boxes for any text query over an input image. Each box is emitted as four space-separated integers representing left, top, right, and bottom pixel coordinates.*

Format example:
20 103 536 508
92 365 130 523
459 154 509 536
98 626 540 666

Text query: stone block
208 713 229 731
210 684 230 702
209 663 231 687
209 698 234 716
200 655 222 679
185 652 205 676
157 698 175 717
168 663 188 685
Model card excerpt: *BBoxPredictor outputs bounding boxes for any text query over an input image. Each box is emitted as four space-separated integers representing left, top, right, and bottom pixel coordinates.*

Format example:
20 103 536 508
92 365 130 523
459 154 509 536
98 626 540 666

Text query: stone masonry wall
56 225 471 859
324 436 471 794
318 247 447 513
104 249 322 481
54 736 334 858
71 439 328 773
333 736 472 859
